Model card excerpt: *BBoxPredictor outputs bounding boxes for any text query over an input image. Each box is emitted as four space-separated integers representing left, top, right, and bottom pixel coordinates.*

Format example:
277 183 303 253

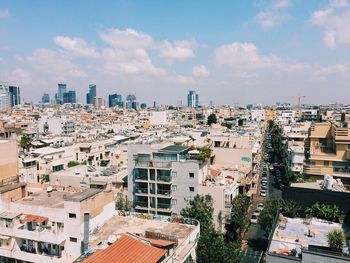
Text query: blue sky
0 0 350 105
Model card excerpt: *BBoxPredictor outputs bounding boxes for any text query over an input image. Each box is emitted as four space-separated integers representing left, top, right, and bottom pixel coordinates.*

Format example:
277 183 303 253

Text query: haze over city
1 0 350 105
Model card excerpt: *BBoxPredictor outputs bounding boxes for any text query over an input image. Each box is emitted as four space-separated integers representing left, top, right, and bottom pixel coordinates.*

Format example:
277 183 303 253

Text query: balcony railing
157 176 171 183
135 188 148 194
134 174 148 181
157 189 171 196
135 201 148 208
157 203 171 210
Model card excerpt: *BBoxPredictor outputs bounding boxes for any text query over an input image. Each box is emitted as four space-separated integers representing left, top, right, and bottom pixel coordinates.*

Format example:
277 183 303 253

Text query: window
69 237 77 242
171 171 177 177
171 185 177 191
189 187 194 192
171 199 177 205
189 172 194 178
68 213 76 218
324 161 330 166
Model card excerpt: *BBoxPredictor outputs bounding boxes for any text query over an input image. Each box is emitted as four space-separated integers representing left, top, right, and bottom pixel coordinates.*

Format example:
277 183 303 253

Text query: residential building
86 84 96 105
0 140 19 185
187 90 199 108
267 215 350 263
304 122 350 184
9 86 20 106
0 186 114 263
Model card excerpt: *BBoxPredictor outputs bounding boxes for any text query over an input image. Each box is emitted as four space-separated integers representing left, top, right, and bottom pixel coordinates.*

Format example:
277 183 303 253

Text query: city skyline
1 0 350 105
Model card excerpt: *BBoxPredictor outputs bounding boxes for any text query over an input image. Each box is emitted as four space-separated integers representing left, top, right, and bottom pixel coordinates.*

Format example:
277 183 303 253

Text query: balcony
134 201 148 210
135 187 148 195
157 176 172 184
157 189 172 197
157 203 171 211
153 160 172 168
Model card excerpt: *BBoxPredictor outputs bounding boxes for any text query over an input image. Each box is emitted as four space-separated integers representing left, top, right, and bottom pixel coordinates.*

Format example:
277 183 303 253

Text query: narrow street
242 149 282 263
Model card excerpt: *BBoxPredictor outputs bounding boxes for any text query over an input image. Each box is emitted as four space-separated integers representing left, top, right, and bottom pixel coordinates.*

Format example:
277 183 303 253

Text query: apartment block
304 122 350 186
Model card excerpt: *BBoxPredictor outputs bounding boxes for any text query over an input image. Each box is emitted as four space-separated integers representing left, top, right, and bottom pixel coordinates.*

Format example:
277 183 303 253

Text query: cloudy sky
0 0 350 105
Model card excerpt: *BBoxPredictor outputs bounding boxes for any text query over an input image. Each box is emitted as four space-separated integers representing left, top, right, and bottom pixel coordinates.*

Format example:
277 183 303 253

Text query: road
242 151 282 263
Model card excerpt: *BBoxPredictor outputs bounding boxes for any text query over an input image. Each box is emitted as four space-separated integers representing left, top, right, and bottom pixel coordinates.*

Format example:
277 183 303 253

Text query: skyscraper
86 84 96 105
57 83 67 105
0 81 10 111
108 93 123 107
187 90 199 108
9 86 20 106
41 93 50 104
63 90 76 104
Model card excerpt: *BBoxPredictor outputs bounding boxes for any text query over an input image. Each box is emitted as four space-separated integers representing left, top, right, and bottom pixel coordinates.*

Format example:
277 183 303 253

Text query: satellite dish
108 235 117 244
47 186 53 192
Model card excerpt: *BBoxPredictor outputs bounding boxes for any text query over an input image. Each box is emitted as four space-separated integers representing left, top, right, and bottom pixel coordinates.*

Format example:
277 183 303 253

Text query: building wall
0 140 18 182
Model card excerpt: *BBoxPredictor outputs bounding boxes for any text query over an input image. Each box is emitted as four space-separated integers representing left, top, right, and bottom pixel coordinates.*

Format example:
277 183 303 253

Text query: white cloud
214 42 281 70
254 11 290 29
54 36 98 58
311 0 350 48
272 0 291 9
192 65 209 77
28 49 86 79
214 41 350 80
0 9 10 19
158 40 196 60
100 28 154 49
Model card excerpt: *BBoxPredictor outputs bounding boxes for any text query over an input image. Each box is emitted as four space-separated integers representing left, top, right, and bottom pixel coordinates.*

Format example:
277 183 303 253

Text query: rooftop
83 234 166 263
269 215 349 257
158 145 190 154
89 215 197 248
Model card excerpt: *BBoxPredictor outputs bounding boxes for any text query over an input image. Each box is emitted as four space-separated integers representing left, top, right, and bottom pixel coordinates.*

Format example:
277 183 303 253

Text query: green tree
341 113 346 123
207 113 217 125
226 195 250 241
305 202 341 222
258 198 282 237
181 194 214 231
67 161 80 168
20 135 32 152
281 199 301 218
238 119 244 126
100 160 110 167
181 194 242 263
115 192 131 211
40 174 50 184
327 229 345 252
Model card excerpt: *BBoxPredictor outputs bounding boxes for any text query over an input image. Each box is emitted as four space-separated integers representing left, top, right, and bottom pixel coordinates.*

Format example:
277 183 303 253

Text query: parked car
253 209 261 216
257 203 264 211
260 190 267 197
250 214 258 224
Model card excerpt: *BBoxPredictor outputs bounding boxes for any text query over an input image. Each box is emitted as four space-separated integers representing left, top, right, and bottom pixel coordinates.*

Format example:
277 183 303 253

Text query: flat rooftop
158 145 190 153
269 216 349 256
16 190 68 208
89 215 197 248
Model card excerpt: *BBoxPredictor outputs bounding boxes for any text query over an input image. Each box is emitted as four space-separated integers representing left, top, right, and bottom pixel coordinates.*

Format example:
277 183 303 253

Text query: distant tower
57 83 67 105
86 84 96 105
9 86 20 106
187 90 199 108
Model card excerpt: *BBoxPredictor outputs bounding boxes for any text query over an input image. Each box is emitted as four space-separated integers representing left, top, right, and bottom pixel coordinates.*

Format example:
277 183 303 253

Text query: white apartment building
0 185 114 263
287 144 305 173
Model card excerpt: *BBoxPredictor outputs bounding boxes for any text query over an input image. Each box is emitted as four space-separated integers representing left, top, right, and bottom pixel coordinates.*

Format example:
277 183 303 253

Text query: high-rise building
0 81 10 111
63 90 76 104
108 93 123 108
56 83 67 105
93 97 105 108
9 86 20 106
41 93 50 104
187 90 199 108
86 84 96 105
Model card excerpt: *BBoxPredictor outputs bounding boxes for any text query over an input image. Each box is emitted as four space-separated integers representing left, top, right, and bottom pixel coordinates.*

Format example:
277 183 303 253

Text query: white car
253 209 261 216
257 203 264 211
250 214 258 224
260 190 267 197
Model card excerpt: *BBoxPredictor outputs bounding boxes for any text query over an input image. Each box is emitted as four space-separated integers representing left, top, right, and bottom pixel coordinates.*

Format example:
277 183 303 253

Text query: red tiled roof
83 234 166 263
23 214 48 223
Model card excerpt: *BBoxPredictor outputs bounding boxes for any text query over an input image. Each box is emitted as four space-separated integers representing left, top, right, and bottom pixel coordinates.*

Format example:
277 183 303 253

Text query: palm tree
20 135 32 152
282 199 300 218
327 229 345 252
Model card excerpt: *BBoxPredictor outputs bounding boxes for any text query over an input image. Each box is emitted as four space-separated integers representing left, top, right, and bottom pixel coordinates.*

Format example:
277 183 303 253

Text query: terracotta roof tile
83 234 166 263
